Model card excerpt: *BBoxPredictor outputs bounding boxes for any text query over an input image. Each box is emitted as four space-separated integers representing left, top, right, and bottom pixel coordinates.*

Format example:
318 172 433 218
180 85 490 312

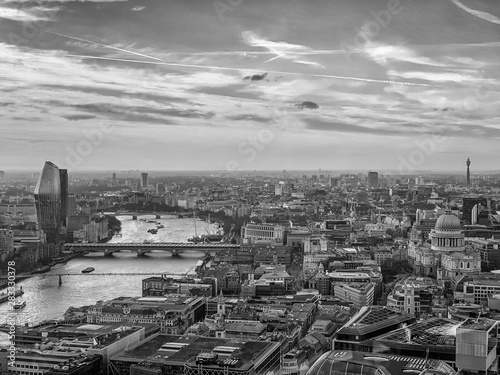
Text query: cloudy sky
1 0 499 172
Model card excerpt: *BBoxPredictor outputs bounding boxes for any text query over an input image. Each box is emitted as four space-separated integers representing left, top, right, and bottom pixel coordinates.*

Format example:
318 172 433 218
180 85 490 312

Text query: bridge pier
137 249 152 256
104 249 120 256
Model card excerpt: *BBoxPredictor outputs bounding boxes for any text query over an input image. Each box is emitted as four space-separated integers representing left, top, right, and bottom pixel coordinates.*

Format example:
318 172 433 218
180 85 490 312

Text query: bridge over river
64 242 239 256
104 211 194 219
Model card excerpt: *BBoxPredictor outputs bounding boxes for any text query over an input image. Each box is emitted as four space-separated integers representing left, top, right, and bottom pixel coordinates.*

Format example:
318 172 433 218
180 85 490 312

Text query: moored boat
13 300 26 309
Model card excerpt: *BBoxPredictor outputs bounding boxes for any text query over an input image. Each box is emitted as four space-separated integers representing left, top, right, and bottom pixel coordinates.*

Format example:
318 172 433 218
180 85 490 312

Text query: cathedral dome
435 212 461 232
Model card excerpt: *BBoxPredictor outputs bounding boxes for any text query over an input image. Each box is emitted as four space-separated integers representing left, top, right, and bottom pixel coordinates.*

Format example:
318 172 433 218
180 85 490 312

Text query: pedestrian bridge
64 242 239 256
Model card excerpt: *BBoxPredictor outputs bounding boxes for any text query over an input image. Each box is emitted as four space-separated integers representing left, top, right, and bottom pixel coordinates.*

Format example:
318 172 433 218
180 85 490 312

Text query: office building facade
367 171 378 189
141 173 148 188
34 162 62 243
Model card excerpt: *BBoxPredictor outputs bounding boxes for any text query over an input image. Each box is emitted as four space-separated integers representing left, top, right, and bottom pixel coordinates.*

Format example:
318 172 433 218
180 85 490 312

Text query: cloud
362 42 446 67
3 0 126 2
243 73 268 81
0 6 59 22
296 101 319 109
242 31 324 68
226 114 272 123
63 114 96 121
450 0 500 25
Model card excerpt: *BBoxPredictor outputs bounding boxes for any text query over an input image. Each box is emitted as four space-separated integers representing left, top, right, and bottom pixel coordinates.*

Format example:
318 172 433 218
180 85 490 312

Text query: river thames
0 215 215 327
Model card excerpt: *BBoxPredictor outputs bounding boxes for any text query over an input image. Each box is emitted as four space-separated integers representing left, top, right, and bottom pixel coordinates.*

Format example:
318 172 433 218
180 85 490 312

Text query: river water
0 215 214 331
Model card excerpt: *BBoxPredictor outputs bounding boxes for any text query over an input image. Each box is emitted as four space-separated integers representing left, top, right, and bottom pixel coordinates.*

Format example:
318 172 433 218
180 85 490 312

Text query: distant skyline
1 0 499 170
2 166 499 176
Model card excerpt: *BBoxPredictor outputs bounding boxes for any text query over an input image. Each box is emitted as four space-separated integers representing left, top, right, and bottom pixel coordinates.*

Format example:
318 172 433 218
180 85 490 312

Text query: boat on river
13 300 26 309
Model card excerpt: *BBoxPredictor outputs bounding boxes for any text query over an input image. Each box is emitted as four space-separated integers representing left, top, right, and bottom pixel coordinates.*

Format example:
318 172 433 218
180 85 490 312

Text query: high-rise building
329 177 340 188
462 197 488 225
59 169 68 227
367 171 378 189
466 157 471 186
67 193 77 217
141 172 149 188
34 162 62 243
156 183 166 194
0 170 4 179
112 172 117 185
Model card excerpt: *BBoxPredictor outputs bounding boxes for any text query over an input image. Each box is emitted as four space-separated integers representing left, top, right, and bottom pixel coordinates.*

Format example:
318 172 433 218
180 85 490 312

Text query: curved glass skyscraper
34 161 62 243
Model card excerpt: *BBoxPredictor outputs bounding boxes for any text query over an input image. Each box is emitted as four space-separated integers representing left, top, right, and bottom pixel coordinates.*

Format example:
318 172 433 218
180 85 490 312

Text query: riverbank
0 251 85 290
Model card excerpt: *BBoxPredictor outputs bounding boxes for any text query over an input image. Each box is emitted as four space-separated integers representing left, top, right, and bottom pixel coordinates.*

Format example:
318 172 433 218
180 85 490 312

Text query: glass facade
59 168 68 225
34 162 62 243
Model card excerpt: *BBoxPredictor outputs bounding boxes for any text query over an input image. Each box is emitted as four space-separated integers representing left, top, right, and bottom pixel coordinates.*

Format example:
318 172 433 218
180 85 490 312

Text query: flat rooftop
338 306 413 336
113 333 275 369
374 318 460 348
459 318 497 332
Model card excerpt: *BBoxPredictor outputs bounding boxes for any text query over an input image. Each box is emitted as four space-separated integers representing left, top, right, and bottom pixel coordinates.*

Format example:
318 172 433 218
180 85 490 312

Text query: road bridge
105 211 194 219
64 242 239 256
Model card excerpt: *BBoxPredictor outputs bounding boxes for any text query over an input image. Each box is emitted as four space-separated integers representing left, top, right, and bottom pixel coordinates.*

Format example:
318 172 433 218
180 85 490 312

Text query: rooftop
306 350 457 375
459 318 497 332
373 318 460 348
338 306 413 336
113 333 275 369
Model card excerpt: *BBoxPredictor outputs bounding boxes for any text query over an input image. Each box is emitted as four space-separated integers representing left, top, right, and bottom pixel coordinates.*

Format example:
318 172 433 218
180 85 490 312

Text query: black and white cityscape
1 0 500 374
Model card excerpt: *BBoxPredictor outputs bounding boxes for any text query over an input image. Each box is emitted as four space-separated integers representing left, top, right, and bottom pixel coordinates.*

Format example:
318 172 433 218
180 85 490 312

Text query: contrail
45 30 165 61
450 0 500 25
65 54 435 87
158 50 346 56
47 30 434 87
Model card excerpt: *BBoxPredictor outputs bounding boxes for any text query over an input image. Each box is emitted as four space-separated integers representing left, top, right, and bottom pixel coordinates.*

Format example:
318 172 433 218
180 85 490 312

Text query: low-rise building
110 334 283 375
242 223 284 243
332 283 374 309
86 296 204 335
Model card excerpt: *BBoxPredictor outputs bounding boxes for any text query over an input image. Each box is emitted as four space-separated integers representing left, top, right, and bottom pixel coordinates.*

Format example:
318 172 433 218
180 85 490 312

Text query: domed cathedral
409 211 481 279
430 212 465 252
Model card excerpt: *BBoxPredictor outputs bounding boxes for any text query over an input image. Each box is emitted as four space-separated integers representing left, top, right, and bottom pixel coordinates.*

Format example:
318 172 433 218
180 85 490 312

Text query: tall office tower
368 171 379 189
0 170 4 179
112 172 117 186
34 162 62 243
59 169 68 227
466 157 471 186
67 193 77 217
141 172 149 188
